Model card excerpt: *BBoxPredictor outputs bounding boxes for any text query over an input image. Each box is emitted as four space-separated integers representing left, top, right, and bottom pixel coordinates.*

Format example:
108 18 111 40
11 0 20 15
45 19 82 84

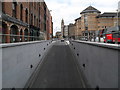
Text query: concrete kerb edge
72 40 120 50
24 40 55 88
1 40 49 48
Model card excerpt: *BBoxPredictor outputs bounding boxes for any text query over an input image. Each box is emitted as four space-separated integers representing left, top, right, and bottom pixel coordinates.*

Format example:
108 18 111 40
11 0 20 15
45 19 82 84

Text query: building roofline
80 6 101 14
75 17 81 21
96 12 120 18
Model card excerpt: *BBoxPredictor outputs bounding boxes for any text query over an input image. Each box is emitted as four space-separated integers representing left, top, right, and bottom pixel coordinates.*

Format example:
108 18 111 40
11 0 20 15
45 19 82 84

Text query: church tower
61 19 64 37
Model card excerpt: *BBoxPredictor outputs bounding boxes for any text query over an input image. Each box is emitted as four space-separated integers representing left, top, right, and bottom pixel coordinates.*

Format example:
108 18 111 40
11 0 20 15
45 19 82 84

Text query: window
37 18 38 26
25 9 28 23
93 12 97 14
10 25 19 43
24 29 28 41
12 2 17 18
2 2 5 13
2 22 7 43
34 15 36 26
20 29 23 42
30 13 33 25
84 15 88 26
20 4 23 21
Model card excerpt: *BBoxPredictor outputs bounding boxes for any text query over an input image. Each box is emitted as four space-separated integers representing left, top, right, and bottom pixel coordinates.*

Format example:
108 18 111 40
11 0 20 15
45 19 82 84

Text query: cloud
45 0 119 35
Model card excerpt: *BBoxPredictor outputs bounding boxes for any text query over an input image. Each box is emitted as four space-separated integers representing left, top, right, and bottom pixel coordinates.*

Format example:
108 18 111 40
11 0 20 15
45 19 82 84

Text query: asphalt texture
31 41 85 88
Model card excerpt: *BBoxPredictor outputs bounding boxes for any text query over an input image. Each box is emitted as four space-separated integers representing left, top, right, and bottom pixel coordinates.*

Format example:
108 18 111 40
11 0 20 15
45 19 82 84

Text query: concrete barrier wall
69 40 119 88
0 38 1 89
1 40 53 88
0 1 2 89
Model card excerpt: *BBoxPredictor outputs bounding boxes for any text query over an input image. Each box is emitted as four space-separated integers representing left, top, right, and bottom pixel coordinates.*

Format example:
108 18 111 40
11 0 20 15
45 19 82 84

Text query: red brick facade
1 1 53 43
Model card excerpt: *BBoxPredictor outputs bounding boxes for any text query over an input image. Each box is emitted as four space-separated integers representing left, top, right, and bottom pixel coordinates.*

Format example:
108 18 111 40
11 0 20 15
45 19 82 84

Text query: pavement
30 41 86 88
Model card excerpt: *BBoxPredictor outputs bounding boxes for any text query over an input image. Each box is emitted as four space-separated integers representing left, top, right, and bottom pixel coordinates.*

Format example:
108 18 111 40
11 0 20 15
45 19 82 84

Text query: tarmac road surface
30 41 86 88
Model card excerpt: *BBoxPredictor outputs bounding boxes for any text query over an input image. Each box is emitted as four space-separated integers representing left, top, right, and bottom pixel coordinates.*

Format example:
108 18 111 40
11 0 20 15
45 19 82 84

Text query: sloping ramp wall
70 40 119 88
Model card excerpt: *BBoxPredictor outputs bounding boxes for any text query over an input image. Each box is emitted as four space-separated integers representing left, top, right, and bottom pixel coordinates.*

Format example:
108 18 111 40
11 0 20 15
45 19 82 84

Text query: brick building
97 12 120 31
49 16 53 39
46 6 53 40
56 31 62 39
29 2 41 41
1 1 53 43
74 6 120 40
64 25 69 38
68 23 76 39
61 19 69 38
75 17 82 39
61 19 76 39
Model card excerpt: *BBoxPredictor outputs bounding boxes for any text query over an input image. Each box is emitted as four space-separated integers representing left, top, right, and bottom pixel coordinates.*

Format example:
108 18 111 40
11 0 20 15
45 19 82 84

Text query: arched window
2 22 7 43
24 29 29 41
30 30 33 41
10 25 19 43
20 29 23 42
12 2 17 18
25 9 28 23
20 4 23 21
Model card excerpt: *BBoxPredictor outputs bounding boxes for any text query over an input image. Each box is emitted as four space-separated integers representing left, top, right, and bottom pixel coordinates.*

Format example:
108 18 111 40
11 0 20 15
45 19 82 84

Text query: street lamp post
117 9 118 27
115 9 119 44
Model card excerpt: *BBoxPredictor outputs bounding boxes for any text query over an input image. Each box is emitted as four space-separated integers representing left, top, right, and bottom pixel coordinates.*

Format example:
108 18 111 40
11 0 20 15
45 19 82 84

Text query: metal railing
0 34 45 44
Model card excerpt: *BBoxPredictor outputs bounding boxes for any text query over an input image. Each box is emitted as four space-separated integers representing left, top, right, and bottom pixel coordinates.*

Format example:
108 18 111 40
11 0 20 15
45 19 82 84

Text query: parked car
61 39 64 42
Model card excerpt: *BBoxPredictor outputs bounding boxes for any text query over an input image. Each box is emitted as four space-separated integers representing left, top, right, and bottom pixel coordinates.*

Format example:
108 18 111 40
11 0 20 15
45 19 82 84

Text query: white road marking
65 41 70 45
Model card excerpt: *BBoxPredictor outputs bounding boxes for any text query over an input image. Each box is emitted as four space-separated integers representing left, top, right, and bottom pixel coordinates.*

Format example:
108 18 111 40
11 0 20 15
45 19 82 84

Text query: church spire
61 18 64 25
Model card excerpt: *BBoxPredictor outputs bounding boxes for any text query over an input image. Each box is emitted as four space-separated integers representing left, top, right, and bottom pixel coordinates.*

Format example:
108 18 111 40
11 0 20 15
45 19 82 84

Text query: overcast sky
45 0 119 35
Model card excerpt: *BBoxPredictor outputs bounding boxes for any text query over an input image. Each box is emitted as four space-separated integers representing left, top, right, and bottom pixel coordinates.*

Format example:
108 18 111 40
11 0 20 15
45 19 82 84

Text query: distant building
61 19 69 38
50 16 53 39
97 12 120 29
80 6 101 39
75 17 82 39
63 25 69 38
68 23 76 39
74 6 120 40
56 31 62 39
61 19 64 37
